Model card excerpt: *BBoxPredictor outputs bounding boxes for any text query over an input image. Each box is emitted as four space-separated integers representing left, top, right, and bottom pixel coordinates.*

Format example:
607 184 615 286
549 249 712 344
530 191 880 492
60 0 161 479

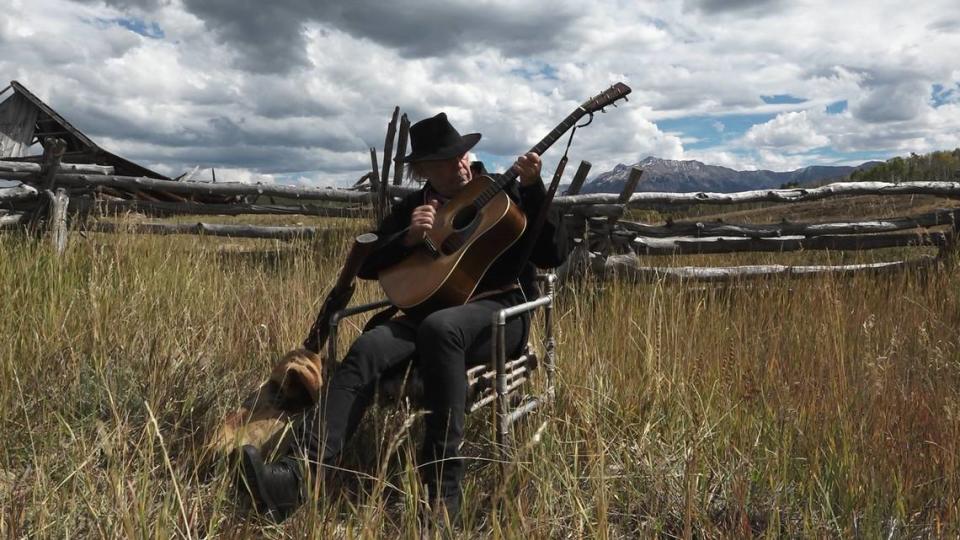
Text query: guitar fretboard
473 107 587 207
472 81 631 206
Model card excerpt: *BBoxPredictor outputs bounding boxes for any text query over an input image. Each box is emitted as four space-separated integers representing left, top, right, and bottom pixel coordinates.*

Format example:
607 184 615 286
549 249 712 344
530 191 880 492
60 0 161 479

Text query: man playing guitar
239 112 570 525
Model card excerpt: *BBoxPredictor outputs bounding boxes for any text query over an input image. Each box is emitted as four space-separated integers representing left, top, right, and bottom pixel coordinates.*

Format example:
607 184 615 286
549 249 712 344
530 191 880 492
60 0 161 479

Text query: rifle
302 232 380 353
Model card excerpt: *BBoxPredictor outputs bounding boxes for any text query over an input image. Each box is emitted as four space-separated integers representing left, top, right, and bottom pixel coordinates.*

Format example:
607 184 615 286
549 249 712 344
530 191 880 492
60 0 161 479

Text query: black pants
294 290 528 500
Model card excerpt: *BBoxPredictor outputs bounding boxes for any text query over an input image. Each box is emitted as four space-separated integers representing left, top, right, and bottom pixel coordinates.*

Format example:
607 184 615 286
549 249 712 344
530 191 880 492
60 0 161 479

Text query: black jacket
358 168 569 301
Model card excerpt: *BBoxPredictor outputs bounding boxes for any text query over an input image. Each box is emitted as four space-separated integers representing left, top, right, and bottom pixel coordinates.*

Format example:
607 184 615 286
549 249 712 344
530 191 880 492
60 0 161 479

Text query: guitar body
378 174 527 317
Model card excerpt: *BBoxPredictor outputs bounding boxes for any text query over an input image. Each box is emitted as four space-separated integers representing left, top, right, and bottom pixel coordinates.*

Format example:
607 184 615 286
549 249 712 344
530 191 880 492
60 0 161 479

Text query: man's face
420 152 472 197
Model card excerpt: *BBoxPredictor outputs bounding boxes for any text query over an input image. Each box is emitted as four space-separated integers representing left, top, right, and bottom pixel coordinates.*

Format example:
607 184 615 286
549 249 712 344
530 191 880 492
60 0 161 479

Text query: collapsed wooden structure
0 82 166 179
1 82 959 282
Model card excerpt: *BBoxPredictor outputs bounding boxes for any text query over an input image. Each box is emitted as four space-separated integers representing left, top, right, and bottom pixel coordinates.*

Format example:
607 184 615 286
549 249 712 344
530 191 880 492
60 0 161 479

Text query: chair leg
493 310 511 467
544 274 557 402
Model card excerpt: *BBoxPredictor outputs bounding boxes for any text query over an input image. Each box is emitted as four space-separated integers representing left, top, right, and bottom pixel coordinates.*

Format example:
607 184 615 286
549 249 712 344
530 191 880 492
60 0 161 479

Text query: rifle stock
303 232 379 353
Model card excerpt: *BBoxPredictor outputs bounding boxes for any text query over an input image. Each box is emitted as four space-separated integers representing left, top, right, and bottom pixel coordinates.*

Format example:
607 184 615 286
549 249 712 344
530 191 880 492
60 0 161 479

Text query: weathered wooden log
564 160 591 196
939 208 960 259
351 171 375 189
604 253 937 283
554 238 593 282
48 188 69 255
132 188 163 203
565 215 587 240
0 161 114 175
78 198 367 218
628 231 947 255
380 107 399 214
586 167 644 255
369 147 383 221
89 185 130 200
40 138 66 190
4 178 958 211
618 208 960 238
89 221 342 241
368 148 381 190
393 113 410 186
553 181 960 208
1 172 381 203
566 204 624 218
609 167 642 226
0 211 25 227
618 167 643 200
0 184 38 201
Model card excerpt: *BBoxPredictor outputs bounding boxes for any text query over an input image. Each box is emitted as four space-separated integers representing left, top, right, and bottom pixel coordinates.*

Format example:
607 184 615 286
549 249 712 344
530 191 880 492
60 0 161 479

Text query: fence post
368 147 381 223
380 107 399 219
588 166 642 255
393 113 410 186
29 138 70 255
40 138 67 191
560 160 592 267
938 208 960 261
609 167 642 227
48 188 69 256
564 160 591 196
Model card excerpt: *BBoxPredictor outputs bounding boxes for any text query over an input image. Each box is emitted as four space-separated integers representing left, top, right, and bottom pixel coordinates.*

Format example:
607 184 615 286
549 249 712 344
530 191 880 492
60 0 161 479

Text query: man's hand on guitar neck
512 152 542 186
403 198 440 247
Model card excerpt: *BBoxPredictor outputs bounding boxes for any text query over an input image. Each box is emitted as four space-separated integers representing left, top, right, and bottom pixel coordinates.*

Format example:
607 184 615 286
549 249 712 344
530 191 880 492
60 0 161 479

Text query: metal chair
326 273 557 459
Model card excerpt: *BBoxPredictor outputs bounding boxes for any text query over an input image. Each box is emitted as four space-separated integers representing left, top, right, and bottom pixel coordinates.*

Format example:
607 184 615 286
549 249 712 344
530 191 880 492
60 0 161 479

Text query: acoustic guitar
379 82 632 317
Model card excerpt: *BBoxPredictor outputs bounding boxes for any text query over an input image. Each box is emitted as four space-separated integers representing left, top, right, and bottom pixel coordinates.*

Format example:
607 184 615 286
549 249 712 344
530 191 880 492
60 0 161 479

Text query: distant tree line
849 148 960 183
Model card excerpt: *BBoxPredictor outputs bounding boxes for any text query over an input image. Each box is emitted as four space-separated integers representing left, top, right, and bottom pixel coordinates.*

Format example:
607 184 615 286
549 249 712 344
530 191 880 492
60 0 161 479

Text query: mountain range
581 156 882 194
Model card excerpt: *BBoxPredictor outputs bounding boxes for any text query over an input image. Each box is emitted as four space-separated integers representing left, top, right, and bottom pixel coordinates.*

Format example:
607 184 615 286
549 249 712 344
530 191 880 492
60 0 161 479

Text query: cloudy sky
2 0 959 186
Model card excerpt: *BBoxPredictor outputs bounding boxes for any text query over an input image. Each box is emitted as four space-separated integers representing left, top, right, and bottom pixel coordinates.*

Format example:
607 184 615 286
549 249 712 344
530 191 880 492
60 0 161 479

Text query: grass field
1 205 959 538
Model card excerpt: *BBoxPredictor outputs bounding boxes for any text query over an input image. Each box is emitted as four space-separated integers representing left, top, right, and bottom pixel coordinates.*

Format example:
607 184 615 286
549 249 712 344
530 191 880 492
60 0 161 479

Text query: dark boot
419 440 464 526
420 488 463 537
434 489 462 525
419 454 463 529
238 445 304 522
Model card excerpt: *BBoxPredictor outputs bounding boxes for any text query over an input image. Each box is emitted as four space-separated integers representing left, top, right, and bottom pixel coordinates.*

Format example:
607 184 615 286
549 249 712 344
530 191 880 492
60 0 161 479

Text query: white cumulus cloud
1 0 958 183
743 111 830 152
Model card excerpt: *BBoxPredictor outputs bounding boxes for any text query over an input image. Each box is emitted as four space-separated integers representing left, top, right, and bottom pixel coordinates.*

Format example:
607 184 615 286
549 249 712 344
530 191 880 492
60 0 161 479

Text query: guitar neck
493 107 587 190
486 81 631 194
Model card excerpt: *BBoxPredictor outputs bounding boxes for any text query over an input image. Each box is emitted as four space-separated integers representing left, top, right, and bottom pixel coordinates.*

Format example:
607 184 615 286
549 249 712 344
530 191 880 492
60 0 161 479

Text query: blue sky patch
825 100 848 114
657 113 777 149
510 63 558 81
473 151 513 174
645 16 669 30
112 17 165 39
931 83 957 107
760 94 807 105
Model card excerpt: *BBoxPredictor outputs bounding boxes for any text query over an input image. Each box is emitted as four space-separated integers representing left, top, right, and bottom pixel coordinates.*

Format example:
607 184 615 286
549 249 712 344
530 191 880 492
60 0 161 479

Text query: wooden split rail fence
3 131 960 282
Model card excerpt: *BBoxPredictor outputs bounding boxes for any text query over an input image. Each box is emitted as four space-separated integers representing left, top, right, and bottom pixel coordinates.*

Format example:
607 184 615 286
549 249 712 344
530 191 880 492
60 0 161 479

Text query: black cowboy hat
402 112 481 163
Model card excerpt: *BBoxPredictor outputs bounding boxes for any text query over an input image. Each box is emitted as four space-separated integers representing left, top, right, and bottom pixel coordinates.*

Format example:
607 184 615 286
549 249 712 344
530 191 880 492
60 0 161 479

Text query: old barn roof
0 81 169 180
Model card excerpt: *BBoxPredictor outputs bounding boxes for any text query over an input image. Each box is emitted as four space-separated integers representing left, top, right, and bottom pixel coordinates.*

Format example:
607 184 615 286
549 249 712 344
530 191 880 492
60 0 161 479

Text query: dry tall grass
1 222 958 538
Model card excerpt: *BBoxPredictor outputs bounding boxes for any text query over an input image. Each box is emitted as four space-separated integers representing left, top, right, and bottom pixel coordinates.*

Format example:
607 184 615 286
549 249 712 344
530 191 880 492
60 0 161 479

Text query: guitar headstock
580 82 632 113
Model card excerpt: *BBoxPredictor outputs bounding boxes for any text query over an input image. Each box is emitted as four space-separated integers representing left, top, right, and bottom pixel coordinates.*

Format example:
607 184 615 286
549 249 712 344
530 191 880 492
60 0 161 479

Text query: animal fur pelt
206 348 325 462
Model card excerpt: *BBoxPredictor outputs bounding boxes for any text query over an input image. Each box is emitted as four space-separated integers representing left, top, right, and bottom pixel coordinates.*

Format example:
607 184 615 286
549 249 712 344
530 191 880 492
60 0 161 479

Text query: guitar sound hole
452 205 478 231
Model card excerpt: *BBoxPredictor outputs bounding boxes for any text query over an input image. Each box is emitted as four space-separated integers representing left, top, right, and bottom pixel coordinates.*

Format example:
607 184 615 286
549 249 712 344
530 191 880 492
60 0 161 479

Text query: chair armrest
493 294 552 324
494 272 557 324
327 299 393 363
